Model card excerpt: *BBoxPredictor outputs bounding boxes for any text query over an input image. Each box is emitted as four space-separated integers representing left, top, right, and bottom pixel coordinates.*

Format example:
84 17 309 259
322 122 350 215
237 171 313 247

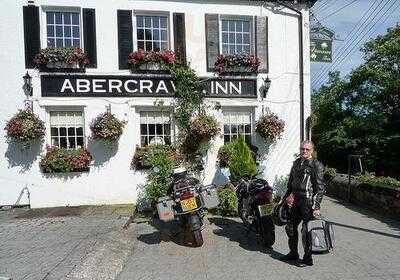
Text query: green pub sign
310 39 332 63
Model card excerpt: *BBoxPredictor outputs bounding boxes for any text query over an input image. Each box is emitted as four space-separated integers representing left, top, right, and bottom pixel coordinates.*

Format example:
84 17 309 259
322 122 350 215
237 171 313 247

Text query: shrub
5 109 45 145
34 47 89 67
217 184 238 216
255 113 285 142
214 53 260 74
40 146 92 173
356 172 400 189
131 145 181 170
90 112 126 144
217 143 234 167
228 136 257 182
324 167 337 182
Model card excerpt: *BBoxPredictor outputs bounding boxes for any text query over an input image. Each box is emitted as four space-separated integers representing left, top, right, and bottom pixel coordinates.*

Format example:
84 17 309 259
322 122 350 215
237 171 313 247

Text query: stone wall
326 174 400 220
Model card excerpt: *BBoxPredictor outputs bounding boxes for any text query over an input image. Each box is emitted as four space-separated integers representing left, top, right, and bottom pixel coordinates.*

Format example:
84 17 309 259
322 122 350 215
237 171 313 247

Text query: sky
310 0 400 90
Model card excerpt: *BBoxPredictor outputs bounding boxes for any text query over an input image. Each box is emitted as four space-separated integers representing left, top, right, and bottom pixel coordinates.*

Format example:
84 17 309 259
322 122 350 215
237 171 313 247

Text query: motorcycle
156 167 219 247
234 177 276 248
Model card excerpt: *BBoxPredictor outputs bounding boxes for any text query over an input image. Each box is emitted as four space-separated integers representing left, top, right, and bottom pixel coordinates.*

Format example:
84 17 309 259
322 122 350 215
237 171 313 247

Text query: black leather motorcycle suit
283 157 325 258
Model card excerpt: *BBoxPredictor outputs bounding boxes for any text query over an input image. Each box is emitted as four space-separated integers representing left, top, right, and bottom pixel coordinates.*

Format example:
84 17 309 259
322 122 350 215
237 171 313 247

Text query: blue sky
310 0 400 90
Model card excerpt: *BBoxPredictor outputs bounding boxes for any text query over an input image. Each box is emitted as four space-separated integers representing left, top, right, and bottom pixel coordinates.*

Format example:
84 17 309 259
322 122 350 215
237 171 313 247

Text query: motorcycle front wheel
260 216 275 248
192 229 204 247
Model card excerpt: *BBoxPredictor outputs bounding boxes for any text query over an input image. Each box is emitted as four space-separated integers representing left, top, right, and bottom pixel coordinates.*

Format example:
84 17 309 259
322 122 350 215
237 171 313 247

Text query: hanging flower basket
128 49 176 72
4 109 45 146
34 47 89 70
90 112 126 145
214 53 260 75
40 146 92 173
189 113 220 143
255 113 285 142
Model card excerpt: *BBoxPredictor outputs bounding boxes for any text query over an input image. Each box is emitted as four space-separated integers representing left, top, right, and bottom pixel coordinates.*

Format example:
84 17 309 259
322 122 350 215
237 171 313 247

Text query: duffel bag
302 218 335 254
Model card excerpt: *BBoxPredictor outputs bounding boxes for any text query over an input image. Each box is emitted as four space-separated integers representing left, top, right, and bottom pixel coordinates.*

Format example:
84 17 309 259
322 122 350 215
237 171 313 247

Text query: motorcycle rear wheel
260 216 275 248
192 229 204 247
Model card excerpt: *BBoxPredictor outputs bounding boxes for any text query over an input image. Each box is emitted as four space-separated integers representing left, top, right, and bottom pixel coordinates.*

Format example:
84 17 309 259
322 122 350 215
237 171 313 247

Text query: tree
312 25 400 178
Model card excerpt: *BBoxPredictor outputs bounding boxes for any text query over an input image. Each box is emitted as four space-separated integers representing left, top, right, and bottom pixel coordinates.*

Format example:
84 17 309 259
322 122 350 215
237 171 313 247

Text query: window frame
137 108 174 147
46 107 86 149
132 10 172 52
222 108 254 145
40 6 83 49
219 15 254 55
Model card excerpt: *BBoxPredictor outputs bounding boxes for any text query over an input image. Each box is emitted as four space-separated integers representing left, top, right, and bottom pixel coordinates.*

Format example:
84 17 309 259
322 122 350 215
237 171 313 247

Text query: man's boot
301 253 313 266
280 252 299 261
280 237 299 261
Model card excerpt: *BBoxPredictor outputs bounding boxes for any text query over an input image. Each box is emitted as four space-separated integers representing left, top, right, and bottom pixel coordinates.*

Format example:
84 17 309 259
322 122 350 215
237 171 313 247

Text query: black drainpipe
276 1 305 142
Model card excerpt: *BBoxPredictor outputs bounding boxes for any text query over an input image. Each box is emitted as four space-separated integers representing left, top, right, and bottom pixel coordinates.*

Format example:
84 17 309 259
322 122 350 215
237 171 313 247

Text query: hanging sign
310 39 332 62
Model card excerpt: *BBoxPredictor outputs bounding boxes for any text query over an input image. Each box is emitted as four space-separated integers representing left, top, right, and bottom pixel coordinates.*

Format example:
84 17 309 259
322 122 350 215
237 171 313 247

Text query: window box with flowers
214 53 260 75
127 49 176 73
4 109 45 148
40 146 92 173
131 144 181 170
34 47 89 72
255 113 285 142
90 112 126 146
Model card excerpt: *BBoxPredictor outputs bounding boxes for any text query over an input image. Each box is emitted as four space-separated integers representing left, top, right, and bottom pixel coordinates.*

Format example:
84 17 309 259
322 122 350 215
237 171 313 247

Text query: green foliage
356 172 400 189
217 184 238 216
227 137 257 181
312 25 400 178
90 112 126 145
324 167 337 182
217 142 235 167
40 146 92 173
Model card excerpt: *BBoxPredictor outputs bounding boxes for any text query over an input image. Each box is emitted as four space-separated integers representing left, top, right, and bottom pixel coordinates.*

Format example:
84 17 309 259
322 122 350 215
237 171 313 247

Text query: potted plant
40 146 92 173
34 47 89 69
255 113 285 142
127 49 176 71
4 109 45 147
188 113 220 143
214 53 260 74
90 112 126 145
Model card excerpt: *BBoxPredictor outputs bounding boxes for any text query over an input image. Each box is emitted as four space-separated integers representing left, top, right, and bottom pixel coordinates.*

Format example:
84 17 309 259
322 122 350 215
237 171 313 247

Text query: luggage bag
302 218 335 254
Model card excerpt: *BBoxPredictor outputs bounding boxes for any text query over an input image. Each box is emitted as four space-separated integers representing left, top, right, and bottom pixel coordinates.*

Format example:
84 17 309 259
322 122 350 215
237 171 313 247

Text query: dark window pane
137 29 144 40
68 127 75 136
55 13 62 24
161 42 168 50
238 125 244 134
222 33 228 43
245 124 251 133
73 39 80 47
47 25 54 37
237 22 243 32
64 13 71 24
145 29 152 40
244 45 250 53
149 124 155 135
153 30 159 40
77 137 84 147
161 30 167 41
160 17 167 28
51 137 59 147
164 136 171 145
60 137 67 148
141 136 147 146
76 127 83 135
72 26 80 37
243 34 250 44
223 125 230 134
47 12 54 24
245 135 251 145
145 41 152 51
140 124 148 135
222 44 228 54
51 127 58 136
68 137 76 148
56 39 63 47
137 16 143 27
56 26 63 37
224 135 230 143
222 20 228 31
243 21 250 32
164 124 171 135
145 17 151 27
231 125 237 134
138 41 144 49
229 34 235 44
64 26 71 37
48 39 55 47
153 16 159 28
148 136 155 144
232 135 238 140
237 34 242 44
60 127 67 136
156 124 163 135
229 21 235 31
65 39 72 47
71 13 79 25
153 42 160 51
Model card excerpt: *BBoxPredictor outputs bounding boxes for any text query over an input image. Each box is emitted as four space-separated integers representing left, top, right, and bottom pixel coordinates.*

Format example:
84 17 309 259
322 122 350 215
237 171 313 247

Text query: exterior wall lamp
23 71 33 97
262 76 271 98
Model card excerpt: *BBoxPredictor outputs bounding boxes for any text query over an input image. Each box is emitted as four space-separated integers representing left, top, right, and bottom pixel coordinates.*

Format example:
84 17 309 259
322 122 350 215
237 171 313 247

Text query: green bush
217 184 238 216
227 137 257 181
324 167 337 182
356 172 400 189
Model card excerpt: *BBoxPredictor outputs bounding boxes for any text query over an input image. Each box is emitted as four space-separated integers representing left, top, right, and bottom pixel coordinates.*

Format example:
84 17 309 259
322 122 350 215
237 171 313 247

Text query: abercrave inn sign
41 75 257 98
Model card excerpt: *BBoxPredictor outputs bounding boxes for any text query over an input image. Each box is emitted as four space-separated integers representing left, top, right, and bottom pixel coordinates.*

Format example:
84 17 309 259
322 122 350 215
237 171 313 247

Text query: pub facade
0 0 314 208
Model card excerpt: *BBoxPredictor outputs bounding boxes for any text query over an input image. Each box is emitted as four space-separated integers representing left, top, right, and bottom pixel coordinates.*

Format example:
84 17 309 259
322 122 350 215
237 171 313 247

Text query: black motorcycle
234 177 275 248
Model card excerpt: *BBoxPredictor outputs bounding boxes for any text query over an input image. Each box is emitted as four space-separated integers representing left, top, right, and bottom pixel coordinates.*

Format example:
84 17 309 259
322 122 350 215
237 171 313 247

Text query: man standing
280 140 325 266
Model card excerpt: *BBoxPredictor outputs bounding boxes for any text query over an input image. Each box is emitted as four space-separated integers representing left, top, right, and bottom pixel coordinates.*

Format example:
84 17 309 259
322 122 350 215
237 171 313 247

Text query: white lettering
109 79 123 93
215 81 228 94
170 80 176 92
230 82 241 94
92 79 107 93
140 80 153 93
155 80 169 94
76 79 91 93
124 80 138 93
60 79 75 93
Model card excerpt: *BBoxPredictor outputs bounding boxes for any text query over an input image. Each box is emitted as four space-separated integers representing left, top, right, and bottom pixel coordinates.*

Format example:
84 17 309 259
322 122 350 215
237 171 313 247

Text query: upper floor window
50 111 84 149
221 18 251 54
136 15 168 51
46 11 81 48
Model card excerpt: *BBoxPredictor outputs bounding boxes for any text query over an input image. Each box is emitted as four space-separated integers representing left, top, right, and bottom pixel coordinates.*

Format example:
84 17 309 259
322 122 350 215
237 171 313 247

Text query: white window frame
40 6 83 49
132 10 172 51
45 107 86 149
222 108 254 145
219 15 254 55
137 108 174 147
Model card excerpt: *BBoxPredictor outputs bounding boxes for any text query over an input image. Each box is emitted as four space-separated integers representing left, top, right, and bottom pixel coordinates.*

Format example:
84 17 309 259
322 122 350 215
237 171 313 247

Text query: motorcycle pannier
156 196 175 222
200 184 220 209
302 219 335 254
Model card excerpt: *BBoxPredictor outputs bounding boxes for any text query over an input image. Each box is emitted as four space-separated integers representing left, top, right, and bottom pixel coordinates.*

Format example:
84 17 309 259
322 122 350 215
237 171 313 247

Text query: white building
0 0 315 208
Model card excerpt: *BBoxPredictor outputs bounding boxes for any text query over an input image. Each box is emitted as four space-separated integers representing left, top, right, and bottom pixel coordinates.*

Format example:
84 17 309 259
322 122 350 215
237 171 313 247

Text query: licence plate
181 197 197 211
258 204 273 216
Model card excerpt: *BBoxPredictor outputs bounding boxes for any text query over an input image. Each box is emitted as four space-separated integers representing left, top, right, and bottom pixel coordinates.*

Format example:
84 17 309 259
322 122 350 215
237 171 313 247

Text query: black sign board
41 75 257 98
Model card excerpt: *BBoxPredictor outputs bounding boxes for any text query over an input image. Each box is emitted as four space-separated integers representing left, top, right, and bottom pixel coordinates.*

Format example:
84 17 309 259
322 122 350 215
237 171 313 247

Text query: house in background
0 0 315 208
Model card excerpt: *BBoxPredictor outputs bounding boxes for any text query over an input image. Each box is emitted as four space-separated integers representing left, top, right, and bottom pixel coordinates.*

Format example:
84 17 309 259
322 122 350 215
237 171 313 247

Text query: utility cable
319 0 359 21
